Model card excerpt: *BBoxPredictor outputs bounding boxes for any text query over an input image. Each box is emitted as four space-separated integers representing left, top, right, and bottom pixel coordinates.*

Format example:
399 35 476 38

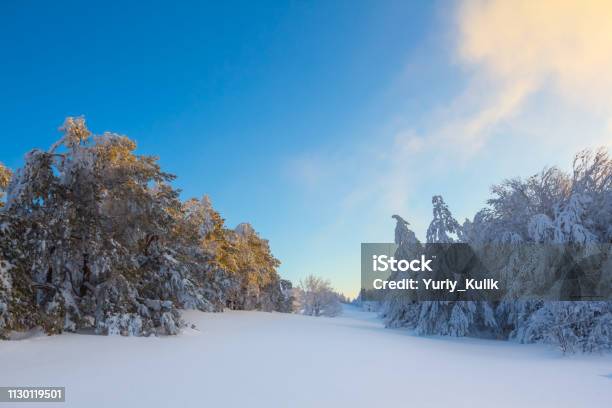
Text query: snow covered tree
294 275 342 317
426 196 462 243
275 279 295 313
0 118 190 334
0 117 291 337
228 223 282 310
382 207 495 336
379 215 423 327
440 148 611 351
0 163 10 207
404 196 496 336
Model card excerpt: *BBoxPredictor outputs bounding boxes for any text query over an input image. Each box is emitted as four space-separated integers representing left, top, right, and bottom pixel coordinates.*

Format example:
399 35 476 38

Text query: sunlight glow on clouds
459 0 612 109
290 0 612 218
452 0 612 149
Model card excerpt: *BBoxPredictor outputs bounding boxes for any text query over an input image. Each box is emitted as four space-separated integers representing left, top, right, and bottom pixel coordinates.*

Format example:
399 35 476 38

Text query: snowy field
1 305 611 408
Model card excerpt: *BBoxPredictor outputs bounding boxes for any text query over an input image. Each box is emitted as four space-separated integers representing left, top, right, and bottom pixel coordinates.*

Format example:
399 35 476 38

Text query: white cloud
450 0 612 148
289 0 612 211
458 0 612 108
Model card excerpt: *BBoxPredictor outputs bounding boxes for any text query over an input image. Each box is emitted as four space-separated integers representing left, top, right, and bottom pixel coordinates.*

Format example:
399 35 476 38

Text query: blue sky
1 1 611 296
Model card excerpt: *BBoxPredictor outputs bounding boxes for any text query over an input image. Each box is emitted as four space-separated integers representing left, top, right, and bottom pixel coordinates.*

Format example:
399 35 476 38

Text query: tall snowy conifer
0 118 290 338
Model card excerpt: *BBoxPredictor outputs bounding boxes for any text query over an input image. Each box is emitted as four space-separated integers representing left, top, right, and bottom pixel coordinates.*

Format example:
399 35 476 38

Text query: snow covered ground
1 305 611 408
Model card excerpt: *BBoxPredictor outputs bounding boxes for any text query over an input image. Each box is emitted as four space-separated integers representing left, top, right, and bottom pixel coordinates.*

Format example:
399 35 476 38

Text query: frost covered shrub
383 149 612 352
294 275 343 317
514 301 612 353
0 118 290 337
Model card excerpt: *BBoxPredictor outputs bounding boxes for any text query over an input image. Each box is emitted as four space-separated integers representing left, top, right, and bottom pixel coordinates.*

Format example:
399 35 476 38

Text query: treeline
379 149 611 352
0 118 292 338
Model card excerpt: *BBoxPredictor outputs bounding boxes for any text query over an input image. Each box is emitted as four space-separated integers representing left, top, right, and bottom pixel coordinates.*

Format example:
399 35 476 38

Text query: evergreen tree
0 163 10 207
0 118 291 338
426 196 462 243
379 215 422 327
